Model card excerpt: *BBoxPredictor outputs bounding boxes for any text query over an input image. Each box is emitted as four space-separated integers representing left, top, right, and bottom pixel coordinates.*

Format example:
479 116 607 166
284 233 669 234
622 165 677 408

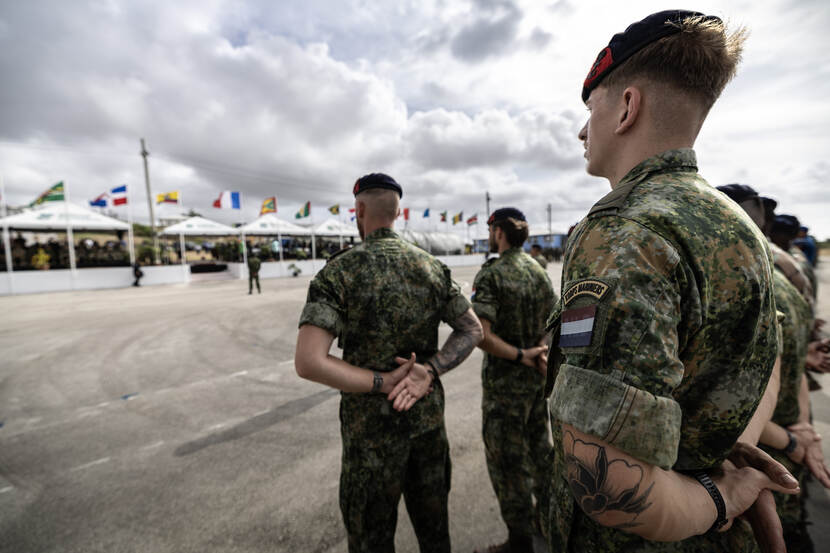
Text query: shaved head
355 188 400 238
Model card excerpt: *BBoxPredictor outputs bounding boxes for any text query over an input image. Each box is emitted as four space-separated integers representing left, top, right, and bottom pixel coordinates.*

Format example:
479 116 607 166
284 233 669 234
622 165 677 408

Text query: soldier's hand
789 422 830 488
806 339 830 372
742 490 785 553
388 354 432 411
520 345 547 369
785 421 819 465
535 352 548 377
714 443 799 527
380 354 415 395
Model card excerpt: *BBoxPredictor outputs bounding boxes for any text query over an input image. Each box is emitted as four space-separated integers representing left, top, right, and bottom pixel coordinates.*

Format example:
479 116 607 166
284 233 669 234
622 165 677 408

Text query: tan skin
565 82 799 549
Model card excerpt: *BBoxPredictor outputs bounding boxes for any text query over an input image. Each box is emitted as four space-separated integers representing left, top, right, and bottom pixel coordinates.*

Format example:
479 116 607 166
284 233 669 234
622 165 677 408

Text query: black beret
761 196 778 212
716 184 759 204
583 10 722 102
772 214 800 235
353 173 402 198
487 207 526 225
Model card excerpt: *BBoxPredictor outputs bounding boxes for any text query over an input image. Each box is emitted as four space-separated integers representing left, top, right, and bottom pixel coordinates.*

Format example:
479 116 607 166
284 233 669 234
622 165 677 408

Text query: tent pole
1 176 14 294
179 232 187 282
64 182 77 288
278 230 284 274
127 184 135 265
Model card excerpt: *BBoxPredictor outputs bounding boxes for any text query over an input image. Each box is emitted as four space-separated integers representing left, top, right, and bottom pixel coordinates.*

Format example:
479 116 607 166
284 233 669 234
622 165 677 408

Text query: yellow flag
156 191 179 204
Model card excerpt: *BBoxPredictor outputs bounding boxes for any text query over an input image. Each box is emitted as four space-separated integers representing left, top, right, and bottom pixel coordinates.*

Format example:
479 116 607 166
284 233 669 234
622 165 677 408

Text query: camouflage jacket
298 227 471 448
472 247 556 395
532 253 549 269
546 149 777 552
247 256 261 274
769 269 812 427
769 242 814 311
789 246 817 301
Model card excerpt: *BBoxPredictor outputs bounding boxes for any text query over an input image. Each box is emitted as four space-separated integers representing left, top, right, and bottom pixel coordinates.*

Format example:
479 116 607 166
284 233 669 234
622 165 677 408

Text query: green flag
295 201 311 219
30 182 65 207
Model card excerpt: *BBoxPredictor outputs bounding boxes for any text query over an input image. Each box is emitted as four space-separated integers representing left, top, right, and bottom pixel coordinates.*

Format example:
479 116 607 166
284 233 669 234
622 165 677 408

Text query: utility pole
485 191 491 220
547 203 552 235
140 138 160 265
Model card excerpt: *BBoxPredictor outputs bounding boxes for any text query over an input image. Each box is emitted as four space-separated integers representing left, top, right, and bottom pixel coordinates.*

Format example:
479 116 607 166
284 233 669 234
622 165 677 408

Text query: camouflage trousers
482 387 552 536
340 425 452 553
772 460 814 553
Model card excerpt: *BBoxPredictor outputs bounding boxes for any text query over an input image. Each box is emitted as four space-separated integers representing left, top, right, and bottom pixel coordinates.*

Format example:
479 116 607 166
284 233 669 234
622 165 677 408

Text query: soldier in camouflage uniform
247 249 261 294
544 11 800 553
472 208 556 553
530 244 548 269
295 173 483 553
718 183 830 552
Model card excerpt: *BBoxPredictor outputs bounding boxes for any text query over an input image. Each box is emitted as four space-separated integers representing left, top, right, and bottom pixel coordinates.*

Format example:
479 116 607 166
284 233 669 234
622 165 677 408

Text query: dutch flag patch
559 305 597 348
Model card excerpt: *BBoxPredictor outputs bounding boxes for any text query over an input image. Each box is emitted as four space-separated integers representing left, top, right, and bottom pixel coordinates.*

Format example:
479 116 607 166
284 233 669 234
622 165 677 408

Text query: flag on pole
295 201 311 219
329 204 340 215
403 208 410 221
89 193 108 207
156 191 180 204
423 208 430 218
110 185 128 206
349 207 356 222
452 211 463 225
440 211 447 222
213 191 241 209
29 182 65 207
467 214 478 226
260 197 277 215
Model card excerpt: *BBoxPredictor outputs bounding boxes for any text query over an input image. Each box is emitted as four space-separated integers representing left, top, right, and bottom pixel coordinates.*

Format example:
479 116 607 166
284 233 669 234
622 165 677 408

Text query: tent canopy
0 202 130 231
160 216 238 236
238 214 311 235
312 218 359 237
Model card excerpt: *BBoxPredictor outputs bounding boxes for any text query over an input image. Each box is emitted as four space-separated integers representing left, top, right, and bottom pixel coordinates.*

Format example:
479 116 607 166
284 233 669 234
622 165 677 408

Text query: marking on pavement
278 359 294 366
0 486 12 494
70 457 111 472
141 441 165 450
230 370 248 377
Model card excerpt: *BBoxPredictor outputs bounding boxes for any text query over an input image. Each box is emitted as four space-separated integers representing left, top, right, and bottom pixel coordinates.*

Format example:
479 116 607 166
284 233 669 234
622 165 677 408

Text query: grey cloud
528 28 553 50
450 1 523 62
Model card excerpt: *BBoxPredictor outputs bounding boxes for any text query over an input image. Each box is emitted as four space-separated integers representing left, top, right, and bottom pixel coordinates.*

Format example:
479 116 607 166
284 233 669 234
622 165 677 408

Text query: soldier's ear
615 86 641 135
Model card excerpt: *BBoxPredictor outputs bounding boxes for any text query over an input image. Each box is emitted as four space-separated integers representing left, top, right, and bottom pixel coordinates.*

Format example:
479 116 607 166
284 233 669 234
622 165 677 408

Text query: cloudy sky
1 0 828 238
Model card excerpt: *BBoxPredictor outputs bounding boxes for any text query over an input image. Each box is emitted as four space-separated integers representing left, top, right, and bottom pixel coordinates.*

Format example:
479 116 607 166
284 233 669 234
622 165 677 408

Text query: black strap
692 472 728 532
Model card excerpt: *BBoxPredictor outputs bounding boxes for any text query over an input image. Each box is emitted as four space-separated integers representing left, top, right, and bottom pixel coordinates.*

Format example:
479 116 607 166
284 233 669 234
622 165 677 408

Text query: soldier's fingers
731 443 799 489
388 379 409 401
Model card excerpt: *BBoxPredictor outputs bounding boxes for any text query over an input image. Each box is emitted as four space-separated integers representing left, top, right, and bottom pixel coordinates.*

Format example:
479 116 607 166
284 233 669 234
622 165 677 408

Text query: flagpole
1 176 14 294
240 192 247 281
126 185 135 266
63 182 77 285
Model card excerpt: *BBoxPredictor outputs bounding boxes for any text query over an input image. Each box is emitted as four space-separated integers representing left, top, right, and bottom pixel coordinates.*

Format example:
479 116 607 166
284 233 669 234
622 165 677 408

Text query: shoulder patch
559 305 597 347
587 180 638 217
563 279 610 305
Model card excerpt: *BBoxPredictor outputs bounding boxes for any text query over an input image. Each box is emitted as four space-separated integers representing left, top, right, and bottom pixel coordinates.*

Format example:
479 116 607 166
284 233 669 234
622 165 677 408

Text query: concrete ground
1 261 829 553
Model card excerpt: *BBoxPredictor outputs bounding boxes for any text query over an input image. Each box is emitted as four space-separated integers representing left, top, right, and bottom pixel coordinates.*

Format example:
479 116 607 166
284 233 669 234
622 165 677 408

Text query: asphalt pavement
1 261 828 552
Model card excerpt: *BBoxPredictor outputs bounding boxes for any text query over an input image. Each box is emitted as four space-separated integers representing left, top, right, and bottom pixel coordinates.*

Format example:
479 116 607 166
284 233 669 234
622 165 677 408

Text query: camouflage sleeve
298 267 344 337
440 264 472 323
471 266 498 324
549 217 685 470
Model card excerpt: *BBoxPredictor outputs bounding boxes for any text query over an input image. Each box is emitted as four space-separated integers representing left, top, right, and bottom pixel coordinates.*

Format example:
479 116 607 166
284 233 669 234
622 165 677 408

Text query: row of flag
27 183 480 226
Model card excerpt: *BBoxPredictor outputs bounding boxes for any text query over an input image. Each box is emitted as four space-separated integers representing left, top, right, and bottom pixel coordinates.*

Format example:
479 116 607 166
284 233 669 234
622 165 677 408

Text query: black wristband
515 348 524 362
692 472 728 532
783 429 798 454
424 361 439 383
372 371 383 393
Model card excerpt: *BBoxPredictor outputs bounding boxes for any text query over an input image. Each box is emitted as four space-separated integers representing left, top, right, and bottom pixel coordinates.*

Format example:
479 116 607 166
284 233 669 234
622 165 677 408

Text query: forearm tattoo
564 430 653 529
430 309 482 375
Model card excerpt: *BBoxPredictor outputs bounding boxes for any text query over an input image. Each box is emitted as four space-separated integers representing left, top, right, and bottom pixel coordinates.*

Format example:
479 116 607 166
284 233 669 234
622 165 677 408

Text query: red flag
403 208 410 221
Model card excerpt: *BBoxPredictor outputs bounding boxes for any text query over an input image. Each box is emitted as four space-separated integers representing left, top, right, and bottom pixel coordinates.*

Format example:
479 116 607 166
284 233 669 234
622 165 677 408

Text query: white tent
312 218 359 237
160 216 238 272
160 216 238 236
238 214 311 235
0 201 133 276
0 201 129 231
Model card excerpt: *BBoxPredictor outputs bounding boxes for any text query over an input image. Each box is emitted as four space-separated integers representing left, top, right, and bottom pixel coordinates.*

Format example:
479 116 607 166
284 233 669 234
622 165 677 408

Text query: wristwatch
371 371 383 393
783 429 798 454
515 348 524 363
424 360 440 383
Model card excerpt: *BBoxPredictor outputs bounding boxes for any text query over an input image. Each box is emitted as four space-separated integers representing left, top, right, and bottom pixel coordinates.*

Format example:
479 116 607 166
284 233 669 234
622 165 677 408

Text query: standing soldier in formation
294 173 483 553
530 244 548 269
472 208 556 553
247 248 262 294
544 10 799 552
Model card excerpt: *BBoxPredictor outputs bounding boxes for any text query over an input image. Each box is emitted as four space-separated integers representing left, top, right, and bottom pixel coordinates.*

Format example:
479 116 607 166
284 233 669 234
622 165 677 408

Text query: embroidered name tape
559 305 597 347
563 279 609 305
